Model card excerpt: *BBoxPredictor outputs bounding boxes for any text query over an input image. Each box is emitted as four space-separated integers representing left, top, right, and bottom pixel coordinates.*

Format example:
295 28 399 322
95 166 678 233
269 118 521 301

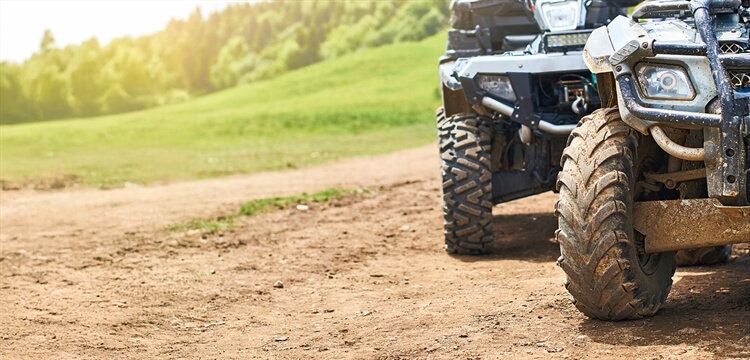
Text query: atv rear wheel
676 245 732 266
556 107 676 320
437 109 494 255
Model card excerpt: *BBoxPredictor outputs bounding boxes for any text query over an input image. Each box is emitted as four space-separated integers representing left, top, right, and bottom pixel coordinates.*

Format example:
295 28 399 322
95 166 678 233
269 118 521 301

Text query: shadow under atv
578 248 750 358
451 211 559 263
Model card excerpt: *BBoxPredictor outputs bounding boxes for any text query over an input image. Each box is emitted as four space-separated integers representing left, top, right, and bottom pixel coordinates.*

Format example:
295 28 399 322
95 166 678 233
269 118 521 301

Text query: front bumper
444 51 590 130
584 10 750 205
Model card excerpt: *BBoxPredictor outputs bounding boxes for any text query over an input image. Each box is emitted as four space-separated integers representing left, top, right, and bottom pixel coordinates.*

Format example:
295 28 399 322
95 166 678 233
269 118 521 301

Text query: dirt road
1 145 748 359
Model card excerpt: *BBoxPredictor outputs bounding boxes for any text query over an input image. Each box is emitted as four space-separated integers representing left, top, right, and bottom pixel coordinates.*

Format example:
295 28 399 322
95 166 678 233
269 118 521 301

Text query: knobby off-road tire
675 245 732 266
555 108 676 320
437 109 494 255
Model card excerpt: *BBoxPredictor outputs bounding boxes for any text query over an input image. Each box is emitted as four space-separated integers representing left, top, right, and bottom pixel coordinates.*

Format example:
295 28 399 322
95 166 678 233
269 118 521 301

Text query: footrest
633 198 750 253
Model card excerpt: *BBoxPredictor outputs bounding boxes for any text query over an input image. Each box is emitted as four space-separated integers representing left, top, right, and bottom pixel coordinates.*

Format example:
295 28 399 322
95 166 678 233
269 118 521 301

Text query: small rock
275 337 288 342
458 334 468 338
273 281 284 289
296 204 309 211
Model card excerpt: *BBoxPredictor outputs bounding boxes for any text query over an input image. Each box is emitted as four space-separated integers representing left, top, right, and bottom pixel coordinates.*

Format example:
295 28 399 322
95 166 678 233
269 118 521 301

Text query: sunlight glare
0 0 253 62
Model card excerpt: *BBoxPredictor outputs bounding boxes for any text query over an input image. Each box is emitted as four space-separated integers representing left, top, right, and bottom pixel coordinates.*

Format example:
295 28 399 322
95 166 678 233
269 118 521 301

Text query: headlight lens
635 63 696 100
477 75 516 102
544 31 591 49
535 0 580 32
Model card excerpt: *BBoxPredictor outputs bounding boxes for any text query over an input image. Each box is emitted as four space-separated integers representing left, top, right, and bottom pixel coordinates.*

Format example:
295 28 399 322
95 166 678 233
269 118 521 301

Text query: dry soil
1 145 748 359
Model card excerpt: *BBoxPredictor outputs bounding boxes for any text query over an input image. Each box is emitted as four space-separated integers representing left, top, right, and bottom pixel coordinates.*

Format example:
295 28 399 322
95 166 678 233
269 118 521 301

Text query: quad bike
556 0 750 320
436 0 631 254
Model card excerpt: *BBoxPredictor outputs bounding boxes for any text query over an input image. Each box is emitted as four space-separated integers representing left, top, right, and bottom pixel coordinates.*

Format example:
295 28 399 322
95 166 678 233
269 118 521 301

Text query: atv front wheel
437 109 494 255
556 107 676 320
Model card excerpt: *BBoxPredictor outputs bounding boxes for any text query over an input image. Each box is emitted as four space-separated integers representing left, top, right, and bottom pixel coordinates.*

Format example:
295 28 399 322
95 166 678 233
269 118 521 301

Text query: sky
0 0 255 63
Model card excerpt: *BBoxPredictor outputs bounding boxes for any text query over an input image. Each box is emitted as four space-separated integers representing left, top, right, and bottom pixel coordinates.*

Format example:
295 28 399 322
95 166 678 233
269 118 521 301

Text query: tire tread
437 109 494 255
556 108 675 320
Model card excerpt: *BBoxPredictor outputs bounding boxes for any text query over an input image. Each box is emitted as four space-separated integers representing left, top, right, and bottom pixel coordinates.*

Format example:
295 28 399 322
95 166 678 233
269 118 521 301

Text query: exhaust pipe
481 97 514 117
482 97 577 136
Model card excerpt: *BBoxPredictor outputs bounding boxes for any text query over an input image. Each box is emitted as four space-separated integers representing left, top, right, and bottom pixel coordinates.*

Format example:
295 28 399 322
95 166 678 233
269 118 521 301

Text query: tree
0 63 35 124
7 0 451 123
23 62 71 120
68 38 104 117
40 29 56 52
210 36 250 88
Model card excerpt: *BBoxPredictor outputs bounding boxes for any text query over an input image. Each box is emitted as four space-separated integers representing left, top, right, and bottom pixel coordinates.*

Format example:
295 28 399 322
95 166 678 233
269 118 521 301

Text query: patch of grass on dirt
165 218 235 233
168 188 368 233
0 34 444 189
239 188 365 216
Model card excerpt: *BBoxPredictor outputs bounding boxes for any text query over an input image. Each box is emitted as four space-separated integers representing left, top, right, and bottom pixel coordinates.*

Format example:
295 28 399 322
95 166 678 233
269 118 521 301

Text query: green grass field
0 34 445 188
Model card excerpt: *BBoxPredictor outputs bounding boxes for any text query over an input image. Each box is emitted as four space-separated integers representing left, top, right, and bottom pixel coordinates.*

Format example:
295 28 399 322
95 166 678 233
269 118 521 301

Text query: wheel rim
634 232 661 275
633 154 664 276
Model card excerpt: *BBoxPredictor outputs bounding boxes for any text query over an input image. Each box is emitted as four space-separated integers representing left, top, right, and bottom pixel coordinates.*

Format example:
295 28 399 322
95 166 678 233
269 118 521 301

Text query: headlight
534 0 583 32
544 31 591 50
635 63 696 100
477 75 516 102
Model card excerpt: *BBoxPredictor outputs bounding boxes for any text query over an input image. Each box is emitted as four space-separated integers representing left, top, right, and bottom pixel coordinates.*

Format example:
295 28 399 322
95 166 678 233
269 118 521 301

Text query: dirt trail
1 144 748 359
0 146 436 253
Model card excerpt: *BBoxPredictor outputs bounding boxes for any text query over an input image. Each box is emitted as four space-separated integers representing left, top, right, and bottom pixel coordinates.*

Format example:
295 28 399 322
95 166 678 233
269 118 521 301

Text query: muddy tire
437 108 494 255
555 108 676 320
676 245 732 266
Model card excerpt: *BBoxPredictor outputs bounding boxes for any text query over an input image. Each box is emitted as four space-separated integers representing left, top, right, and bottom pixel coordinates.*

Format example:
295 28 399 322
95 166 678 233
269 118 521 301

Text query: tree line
0 0 449 124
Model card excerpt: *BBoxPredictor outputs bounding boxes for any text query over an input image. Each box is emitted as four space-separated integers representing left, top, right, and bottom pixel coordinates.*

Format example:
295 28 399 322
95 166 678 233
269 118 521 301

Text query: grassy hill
0 34 445 189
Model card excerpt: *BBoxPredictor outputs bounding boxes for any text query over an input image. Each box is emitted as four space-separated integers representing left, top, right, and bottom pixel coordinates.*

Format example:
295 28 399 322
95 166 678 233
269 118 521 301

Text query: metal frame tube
632 1 691 20
719 54 750 69
481 97 514 117
618 76 722 127
482 96 577 136
691 0 745 203
651 43 750 69
518 125 532 145
538 121 577 135
652 42 707 56
692 0 735 121
649 125 705 161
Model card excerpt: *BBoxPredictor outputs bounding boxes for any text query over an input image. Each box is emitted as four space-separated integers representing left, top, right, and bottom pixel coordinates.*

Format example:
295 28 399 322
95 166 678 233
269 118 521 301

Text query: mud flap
633 198 750 253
